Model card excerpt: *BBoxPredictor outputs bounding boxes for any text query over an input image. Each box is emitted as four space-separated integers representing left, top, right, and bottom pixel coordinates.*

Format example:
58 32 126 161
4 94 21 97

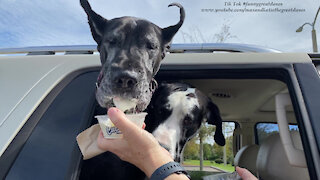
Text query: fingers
97 131 114 150
97 130 127 153
107 108 142 139
142 123 146 129
236 166 258 180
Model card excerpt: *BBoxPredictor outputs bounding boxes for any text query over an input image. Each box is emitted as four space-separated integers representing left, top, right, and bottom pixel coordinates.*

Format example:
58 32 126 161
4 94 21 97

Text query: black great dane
80 0 185 112
79 1 225 179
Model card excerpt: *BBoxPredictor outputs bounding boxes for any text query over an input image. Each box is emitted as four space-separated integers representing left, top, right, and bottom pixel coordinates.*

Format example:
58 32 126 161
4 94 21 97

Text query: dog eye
158 104 171 114
184 116 192 124
146 42 158 50
164 104 170 110
108 39 116 45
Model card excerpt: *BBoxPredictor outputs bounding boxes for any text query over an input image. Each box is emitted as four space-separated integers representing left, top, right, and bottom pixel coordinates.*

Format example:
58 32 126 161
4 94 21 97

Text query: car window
5 71 98 180
183 122 236 175
255 123 299 145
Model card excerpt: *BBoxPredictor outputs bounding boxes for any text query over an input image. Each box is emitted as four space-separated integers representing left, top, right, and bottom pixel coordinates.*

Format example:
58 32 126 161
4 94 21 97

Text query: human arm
97 108 189 179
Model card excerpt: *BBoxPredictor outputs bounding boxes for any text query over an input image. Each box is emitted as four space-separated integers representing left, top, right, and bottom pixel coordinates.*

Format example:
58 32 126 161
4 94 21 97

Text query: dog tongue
113 97 138 113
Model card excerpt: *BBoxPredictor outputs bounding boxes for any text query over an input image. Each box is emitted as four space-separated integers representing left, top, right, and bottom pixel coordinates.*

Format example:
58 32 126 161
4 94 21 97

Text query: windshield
0 0 318 52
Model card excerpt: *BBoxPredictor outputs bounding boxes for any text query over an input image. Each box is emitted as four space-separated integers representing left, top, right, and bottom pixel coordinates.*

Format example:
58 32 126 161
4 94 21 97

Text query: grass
183 159 235 172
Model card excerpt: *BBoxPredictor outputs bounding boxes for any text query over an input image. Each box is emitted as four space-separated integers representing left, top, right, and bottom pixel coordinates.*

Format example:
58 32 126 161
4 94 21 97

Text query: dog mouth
95 71 158 113
111 97 141 114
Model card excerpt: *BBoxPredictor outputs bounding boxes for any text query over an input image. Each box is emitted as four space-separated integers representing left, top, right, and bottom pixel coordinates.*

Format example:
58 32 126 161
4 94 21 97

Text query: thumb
236 166 257 180
107 107 141 139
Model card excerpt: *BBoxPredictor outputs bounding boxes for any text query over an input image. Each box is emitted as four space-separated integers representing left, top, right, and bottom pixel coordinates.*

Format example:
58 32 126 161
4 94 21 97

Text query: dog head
80 0 185 112
145 83 225 162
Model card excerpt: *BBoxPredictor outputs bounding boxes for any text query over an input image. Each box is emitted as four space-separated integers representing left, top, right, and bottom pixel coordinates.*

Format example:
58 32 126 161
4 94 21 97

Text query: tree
180 22 237 43
198 123 215 170
226 136 234 164
203 143 214 160
183 137 199 160
214 24 237 43
212 141 223 161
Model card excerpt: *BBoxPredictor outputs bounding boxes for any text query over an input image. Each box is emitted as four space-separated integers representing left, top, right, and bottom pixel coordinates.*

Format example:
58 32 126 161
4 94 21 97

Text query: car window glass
5 71 98 180
255 123 299 145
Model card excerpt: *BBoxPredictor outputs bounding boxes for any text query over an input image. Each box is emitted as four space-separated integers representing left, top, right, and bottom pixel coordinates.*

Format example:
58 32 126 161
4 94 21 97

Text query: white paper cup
95 113 148 139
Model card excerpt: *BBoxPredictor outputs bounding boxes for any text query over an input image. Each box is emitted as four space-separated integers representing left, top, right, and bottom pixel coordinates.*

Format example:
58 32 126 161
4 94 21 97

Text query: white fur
152 88 199 158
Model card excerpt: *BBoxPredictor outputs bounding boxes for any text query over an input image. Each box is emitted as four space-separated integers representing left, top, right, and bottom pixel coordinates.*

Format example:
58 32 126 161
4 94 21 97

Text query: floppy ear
161 3 185 49
80 0 108 45
206 101 226 146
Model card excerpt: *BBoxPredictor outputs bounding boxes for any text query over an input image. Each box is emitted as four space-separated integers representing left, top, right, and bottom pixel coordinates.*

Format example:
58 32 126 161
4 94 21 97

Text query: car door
0 70 99 180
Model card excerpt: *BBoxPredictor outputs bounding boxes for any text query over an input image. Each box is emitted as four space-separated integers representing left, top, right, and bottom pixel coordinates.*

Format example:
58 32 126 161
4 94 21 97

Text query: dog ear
80 0 108 45
206 101 226 146
161 3 185 49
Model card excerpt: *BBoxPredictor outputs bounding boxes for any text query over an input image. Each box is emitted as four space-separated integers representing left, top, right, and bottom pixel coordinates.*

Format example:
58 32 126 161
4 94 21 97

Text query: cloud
0 0 318 52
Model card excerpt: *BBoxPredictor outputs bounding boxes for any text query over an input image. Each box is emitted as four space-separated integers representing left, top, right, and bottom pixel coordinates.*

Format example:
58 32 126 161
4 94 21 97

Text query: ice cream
96 97 147 139
96 113 147 138
113 97 138 112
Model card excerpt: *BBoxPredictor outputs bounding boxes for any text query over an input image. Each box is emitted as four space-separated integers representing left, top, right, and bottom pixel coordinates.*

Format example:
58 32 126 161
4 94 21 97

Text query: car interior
180 78 310 180
76 68 310 180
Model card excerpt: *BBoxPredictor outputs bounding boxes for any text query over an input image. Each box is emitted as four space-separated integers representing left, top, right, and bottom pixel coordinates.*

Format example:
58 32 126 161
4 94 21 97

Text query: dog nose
114 74 138 89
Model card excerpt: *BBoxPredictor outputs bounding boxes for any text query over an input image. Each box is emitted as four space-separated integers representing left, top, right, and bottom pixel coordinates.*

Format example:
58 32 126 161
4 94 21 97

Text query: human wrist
165 173 190 180
141 148 173 177
149 162 190 180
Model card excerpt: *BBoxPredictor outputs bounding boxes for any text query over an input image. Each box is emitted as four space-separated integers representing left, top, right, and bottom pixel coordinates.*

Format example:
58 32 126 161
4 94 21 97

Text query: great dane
80 0 185 112
145 82 226 162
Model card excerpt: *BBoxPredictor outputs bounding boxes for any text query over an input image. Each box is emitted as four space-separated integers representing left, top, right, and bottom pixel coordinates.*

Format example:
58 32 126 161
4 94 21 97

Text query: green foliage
203 143 213 160
183 137 199 160
215 159 223 164
212 142 223 160
198 123 216 140
183 122 235 166
226 136 234 164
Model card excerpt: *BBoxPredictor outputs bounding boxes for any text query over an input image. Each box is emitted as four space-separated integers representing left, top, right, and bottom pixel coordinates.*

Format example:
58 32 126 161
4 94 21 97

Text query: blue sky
0 0 319 52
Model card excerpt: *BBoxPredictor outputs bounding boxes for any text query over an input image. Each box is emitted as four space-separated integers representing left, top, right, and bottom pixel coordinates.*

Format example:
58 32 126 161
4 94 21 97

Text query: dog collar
150 162 190 180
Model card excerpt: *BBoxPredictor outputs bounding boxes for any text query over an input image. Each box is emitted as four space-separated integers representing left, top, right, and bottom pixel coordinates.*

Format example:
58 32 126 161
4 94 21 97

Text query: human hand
236 166 258 180
97 108 173 177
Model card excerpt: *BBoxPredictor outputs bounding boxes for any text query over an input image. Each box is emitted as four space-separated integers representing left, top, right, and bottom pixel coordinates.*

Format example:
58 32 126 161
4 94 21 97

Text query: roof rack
0 43 281 55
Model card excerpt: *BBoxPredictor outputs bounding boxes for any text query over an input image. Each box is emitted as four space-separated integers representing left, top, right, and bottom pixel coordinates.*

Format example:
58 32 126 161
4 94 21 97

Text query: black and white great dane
145 83 226 162
81 82 225 179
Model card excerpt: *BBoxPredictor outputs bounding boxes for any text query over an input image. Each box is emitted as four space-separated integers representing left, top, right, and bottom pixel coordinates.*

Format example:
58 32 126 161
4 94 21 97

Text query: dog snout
113 73 138 89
